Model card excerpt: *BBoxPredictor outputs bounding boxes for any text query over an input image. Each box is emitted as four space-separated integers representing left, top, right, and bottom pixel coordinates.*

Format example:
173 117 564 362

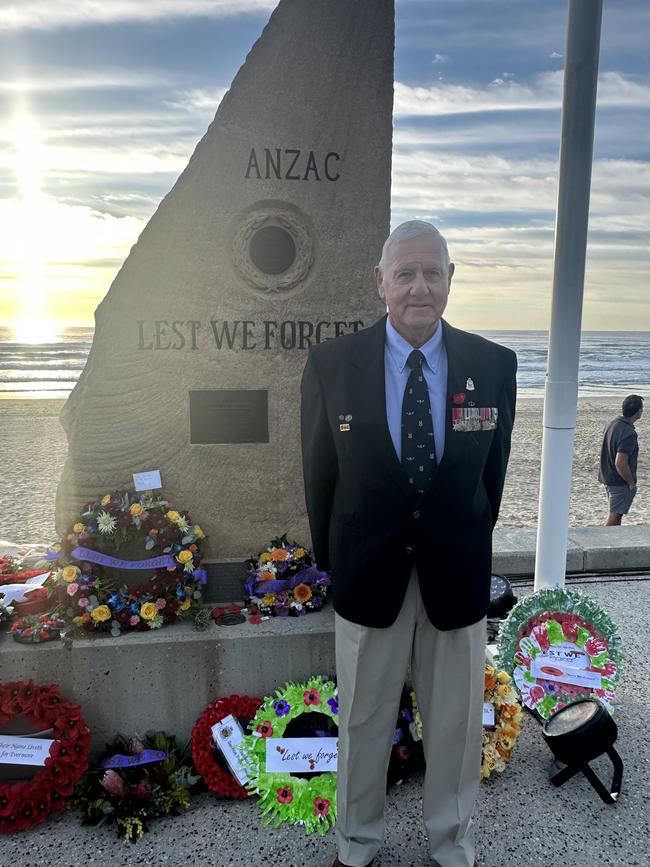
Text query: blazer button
413 510 421 519
405 545 414 555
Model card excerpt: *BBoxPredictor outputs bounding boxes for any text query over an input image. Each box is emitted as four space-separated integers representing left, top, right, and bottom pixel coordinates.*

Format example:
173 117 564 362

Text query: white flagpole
534 0 603 590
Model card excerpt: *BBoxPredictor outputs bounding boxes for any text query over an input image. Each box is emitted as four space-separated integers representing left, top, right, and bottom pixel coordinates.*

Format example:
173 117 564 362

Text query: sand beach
0 395 646 548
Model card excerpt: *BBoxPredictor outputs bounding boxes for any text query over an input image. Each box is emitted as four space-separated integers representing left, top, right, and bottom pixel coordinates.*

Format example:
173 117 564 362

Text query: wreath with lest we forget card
497 587 622 720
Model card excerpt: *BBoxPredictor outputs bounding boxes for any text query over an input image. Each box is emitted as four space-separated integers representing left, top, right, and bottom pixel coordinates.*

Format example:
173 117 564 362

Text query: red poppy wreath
191 694 262 799
0 681 90 833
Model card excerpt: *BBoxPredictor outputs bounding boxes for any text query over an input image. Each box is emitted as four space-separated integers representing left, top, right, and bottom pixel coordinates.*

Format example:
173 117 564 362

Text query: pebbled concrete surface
1 575 648 866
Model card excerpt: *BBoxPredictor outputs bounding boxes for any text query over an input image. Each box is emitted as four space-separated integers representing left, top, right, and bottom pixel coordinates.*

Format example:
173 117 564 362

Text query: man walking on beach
599 394 644 525
300 221 516 867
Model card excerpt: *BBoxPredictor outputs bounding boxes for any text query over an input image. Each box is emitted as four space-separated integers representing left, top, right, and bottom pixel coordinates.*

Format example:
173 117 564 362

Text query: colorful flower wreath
47 490 207 635
497 587 622 719
244 535 331 618
74 730 199 842
191 694 262 798
480 666 523 780
241 676 338 834
10 615 67 644
406 666 522 783
0 681 90 833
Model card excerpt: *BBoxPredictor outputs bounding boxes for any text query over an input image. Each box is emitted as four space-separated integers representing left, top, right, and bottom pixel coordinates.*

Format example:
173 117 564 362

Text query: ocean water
0 326 649 398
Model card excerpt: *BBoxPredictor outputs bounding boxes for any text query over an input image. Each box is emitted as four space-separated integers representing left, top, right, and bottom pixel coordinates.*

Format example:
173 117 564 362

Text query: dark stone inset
249 225 296 274
189 390 269 444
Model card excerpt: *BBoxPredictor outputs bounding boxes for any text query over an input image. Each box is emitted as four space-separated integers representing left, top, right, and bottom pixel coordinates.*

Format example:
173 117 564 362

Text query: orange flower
293 583 312 604
258 570 274 581
484 673 497 691
271 548 289 561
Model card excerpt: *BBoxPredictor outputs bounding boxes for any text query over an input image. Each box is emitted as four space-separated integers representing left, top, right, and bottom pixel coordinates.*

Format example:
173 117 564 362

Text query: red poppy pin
453 392 466 405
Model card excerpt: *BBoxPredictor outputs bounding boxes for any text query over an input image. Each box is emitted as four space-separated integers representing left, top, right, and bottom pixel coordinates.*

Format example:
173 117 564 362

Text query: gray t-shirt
599 415 639 486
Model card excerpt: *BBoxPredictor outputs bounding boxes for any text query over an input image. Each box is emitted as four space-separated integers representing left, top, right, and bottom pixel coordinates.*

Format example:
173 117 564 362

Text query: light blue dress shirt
384 318 448 463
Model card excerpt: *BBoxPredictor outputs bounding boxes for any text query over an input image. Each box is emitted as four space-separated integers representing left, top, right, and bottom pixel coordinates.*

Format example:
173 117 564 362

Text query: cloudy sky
0 0 648 331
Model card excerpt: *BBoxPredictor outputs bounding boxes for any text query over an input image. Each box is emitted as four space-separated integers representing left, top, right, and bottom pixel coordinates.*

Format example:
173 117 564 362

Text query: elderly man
300 221 517 867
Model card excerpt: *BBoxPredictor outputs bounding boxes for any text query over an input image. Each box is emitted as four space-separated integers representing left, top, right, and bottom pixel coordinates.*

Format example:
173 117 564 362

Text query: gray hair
378 220 451 272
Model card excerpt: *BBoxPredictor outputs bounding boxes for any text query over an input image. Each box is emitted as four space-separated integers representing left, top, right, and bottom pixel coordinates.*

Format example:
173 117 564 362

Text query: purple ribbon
193 568 208 585
246 565 330 597
71 546 177 570
45 550 59 561
102 749 167 769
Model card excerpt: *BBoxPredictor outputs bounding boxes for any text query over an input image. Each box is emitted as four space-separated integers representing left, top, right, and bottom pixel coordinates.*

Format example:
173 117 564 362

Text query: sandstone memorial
56 0 395 591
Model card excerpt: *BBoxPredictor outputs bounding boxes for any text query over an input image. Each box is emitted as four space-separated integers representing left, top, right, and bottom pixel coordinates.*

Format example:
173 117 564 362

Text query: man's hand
614 451 636 489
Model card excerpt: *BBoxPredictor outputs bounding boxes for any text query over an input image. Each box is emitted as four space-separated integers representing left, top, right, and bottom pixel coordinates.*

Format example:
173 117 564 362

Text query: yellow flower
179 598 191 611
130 503 143 517
496 683 512 701
73 522 85 534
140 602 157 621
72 615 86 626
101 494 111 506
91 605 112 623
497 670 511 685
62 565 80 583
166 510 180 522
177 549 193 564
193 525 205 540
294 547 306 559
293 583 312 604
259 552 273 564
52 543 62 552
262 593 277 606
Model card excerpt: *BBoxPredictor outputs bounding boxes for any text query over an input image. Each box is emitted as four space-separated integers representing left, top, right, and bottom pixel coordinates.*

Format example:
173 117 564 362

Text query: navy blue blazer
300 316 517 630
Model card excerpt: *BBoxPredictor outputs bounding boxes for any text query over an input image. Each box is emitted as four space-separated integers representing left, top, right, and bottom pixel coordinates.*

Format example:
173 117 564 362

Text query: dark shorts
606 485 636 515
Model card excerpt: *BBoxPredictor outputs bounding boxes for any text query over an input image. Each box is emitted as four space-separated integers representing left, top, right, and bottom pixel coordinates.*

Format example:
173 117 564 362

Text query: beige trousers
335 570 486 867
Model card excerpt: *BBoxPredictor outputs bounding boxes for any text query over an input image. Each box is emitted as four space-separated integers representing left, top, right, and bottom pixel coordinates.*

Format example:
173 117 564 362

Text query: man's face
375 233 454 345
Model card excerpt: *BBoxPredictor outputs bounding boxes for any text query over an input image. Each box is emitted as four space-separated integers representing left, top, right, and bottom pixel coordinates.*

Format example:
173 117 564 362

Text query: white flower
176 515 190 533
183 560 195 573
97 511 117 534
291 602 303 611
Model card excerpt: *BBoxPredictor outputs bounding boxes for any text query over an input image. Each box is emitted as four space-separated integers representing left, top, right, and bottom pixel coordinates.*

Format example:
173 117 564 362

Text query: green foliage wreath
241 676 338 835
497 586 622 719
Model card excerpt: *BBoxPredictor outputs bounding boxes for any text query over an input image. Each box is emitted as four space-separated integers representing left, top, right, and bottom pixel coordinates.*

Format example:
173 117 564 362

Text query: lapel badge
339 423 350 432
453 392 466 406
466 377 475 391
345 414 353 421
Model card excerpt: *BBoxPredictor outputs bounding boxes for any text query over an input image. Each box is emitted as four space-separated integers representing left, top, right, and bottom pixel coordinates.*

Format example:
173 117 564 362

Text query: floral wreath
480 665 523 780
191 694 262 798
47 490 207 635
74 730 199 842
497 587 622 719
244 535 331 618
0 681 90 833
10 615 66 644
241 676 338 834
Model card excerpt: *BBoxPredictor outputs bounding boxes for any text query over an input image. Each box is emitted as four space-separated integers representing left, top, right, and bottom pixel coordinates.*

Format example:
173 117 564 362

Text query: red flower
303 689 321 706
211 607 224 621
256 721 273 738
277 786 293 804
453 392 466 405
585 636 608 657
314 796 330 816
531 625 550 651
227 604 241 614
528 685 545 703
248 615 262 624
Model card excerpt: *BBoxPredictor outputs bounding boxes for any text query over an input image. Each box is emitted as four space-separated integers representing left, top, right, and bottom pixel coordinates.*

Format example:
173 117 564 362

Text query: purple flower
392 728 404 746
401 708 413 723
327 697 339 715
544 681 560 695
274 700 291 717
275 605 290 617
